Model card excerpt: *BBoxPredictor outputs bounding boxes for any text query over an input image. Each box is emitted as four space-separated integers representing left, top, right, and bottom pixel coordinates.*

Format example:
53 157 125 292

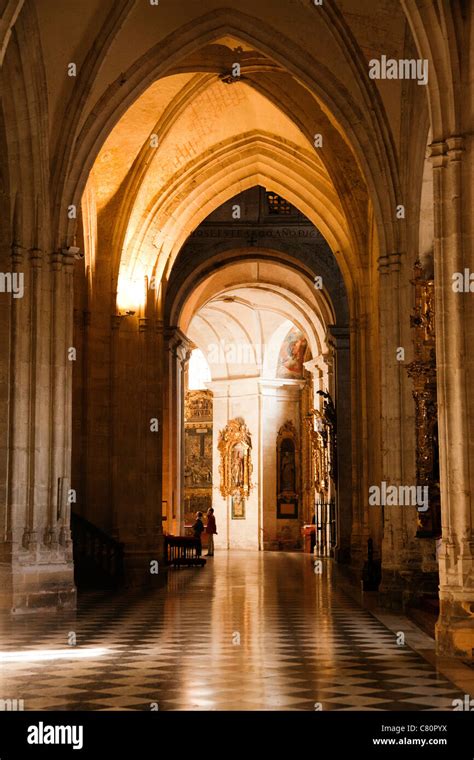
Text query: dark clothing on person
192 518 204 557
193 518 204 536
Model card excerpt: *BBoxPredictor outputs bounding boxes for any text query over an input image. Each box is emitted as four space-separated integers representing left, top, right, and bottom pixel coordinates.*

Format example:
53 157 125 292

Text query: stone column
0 243 76 612
377 252 405 605
109 314 166 585
110 314 122 538
208 380 231 550
431 135 474 656
377 251 428 608
348 312 371 576
328 326 351 564
163 327 193 536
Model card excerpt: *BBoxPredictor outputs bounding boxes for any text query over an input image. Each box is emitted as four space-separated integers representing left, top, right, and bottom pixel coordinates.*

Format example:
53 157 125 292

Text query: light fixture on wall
116 273 147 312
114 309 136 317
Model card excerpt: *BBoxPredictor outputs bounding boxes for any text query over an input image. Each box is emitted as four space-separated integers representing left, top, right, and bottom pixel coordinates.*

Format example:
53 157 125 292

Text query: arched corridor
163 188 350 553
0 1 473 728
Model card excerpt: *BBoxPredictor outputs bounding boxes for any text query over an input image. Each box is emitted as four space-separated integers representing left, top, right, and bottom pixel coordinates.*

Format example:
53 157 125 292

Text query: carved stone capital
11 244 26 266
378 251 401 275
428 140 448 169
111 315 123 331
51 251 63 272
29 247 43 269
446 135 464 163
327 325 350 350
165 326 194 365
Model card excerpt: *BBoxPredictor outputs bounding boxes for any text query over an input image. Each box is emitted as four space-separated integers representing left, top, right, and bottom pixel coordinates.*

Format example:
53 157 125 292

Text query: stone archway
162 190 353 565
0 1 471 661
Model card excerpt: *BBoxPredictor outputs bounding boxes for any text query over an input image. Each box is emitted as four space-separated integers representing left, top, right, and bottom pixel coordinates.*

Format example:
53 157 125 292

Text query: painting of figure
277 328 307 378
280 443 296 492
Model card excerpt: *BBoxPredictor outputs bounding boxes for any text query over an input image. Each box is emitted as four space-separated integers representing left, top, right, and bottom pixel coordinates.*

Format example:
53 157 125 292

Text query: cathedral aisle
0 553 467 711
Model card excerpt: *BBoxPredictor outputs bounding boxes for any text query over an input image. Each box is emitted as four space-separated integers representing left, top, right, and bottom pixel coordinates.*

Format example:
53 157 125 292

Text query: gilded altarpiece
301 372 315 523
405 261 441 538
306 392 336 498
218 418 253 519
184 391 213 521
305 391 337 555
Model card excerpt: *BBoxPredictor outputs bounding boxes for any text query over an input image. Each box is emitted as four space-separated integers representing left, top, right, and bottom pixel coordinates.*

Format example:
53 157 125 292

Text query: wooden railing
164 535 206 567
71 512 125 588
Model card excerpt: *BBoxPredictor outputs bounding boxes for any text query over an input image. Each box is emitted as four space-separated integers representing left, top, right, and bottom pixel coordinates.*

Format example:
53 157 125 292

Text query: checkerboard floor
0 552 470 710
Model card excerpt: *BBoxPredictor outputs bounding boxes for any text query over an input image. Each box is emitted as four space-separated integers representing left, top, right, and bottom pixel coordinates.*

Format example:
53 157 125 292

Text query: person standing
205 508 217 556
192 511 205 557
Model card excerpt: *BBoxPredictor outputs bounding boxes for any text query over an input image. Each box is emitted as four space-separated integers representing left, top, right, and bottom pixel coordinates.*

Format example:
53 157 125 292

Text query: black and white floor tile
0 552 470 711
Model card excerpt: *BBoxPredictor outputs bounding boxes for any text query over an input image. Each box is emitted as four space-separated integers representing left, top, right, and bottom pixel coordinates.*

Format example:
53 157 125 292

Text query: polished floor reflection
0 552 471 710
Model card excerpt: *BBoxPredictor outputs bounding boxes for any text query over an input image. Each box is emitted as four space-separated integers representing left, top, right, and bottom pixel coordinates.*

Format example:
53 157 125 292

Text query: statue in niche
280 443 296 492
277 421 299 519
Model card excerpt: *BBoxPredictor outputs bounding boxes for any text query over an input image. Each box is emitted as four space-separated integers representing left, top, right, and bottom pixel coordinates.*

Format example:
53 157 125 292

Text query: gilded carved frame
218 417 253 500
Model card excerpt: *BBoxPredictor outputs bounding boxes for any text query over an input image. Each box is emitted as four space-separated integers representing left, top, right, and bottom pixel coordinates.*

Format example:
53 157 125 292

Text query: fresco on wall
277 328 307 379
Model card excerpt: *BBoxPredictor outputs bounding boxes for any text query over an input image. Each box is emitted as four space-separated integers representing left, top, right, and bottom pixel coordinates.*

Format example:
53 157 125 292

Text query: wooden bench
164 535 206 567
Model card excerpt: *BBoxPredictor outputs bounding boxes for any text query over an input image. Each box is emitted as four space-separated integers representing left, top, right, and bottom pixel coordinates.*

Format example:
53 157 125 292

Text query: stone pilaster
328 326 351 564
0 245 76 612
109 315 167 586
163 327 194 537
431 135 474 656
377 250 432 609
348 312 371 577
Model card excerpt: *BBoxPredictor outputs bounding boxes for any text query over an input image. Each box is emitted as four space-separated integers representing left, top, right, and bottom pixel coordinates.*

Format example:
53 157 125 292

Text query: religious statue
231 444 245 487
218 418 253 500
281 448 296 492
